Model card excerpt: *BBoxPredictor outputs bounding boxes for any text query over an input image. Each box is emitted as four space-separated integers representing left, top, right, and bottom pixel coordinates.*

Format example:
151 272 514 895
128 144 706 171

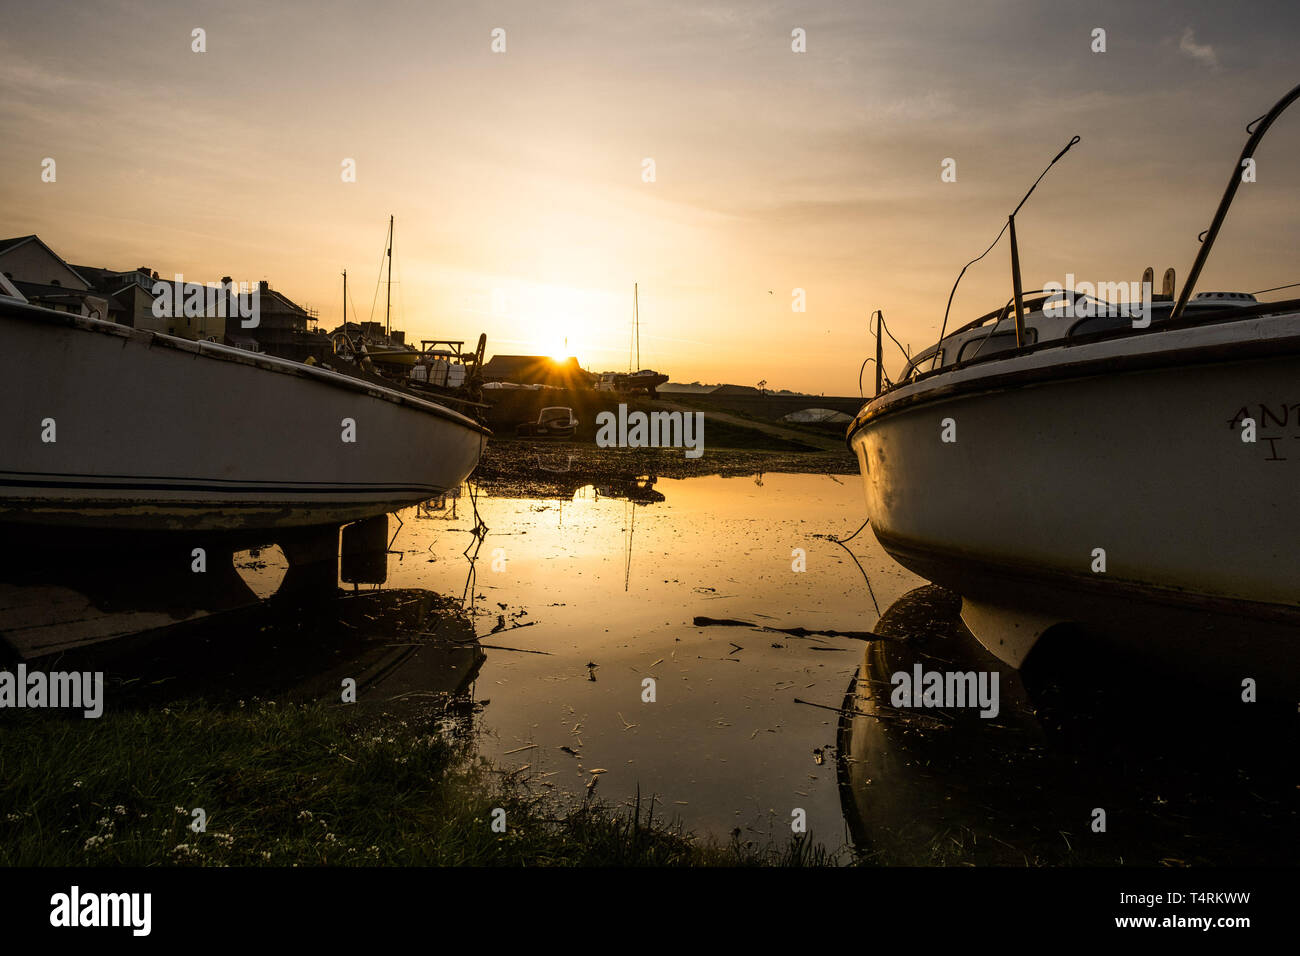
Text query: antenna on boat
938 135 1081 348
1007 135 1080 345
1171 82 1300 321
342 269 347 325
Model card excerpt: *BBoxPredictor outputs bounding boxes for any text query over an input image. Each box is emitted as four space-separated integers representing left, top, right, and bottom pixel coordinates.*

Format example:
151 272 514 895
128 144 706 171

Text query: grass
0 701 839 867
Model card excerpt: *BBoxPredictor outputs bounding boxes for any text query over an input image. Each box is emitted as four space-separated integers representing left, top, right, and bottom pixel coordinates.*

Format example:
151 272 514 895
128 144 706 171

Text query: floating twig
693 616 885 641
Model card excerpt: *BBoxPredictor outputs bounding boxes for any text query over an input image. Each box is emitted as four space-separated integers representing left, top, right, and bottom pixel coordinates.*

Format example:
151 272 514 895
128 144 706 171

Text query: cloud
1178 27 1219 70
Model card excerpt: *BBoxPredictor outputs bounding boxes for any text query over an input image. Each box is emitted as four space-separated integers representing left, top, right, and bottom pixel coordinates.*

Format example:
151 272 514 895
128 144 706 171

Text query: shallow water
8 469 1288 864
375 473 922 847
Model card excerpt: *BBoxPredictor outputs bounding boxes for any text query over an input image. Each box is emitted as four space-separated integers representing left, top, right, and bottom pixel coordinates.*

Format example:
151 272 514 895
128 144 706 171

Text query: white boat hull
0 301 489 533
849 310 1300 686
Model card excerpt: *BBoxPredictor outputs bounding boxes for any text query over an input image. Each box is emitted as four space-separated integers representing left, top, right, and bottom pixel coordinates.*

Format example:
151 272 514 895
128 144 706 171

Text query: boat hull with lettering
848 304 1300 691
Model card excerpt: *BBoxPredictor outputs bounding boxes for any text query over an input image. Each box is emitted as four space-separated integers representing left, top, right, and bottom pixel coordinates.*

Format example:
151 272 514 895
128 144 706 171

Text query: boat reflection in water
0 505 486 716
836 585 1294 866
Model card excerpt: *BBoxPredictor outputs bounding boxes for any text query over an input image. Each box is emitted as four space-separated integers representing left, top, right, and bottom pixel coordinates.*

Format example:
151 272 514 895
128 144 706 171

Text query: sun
544 333 573 362
511 280 609 364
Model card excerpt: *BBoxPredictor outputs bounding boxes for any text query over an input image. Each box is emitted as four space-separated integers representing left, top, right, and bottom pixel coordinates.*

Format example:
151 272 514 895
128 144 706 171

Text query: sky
3 0 1299 394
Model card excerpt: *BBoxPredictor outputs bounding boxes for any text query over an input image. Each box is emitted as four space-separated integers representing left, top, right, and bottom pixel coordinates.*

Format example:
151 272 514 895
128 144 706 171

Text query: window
1068 315 1133 338
958 328 1036 363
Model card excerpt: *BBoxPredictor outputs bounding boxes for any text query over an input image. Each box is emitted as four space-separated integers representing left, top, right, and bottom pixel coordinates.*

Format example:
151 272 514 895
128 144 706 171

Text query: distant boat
0 294 489 534
847 83 1300 693
596 284 668 397
331 217 418 371
515 406 579 438
596 369 669 394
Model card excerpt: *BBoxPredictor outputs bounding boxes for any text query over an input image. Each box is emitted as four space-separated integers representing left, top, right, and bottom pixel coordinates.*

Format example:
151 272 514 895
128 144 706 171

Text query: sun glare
516 282 614 365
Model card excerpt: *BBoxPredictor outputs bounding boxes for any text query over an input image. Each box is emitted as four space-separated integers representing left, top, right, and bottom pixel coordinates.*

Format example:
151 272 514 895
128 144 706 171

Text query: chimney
259 280 269 292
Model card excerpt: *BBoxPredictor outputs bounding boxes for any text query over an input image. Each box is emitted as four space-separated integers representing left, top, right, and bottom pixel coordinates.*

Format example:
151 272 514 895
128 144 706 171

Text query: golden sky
4 0 1299 393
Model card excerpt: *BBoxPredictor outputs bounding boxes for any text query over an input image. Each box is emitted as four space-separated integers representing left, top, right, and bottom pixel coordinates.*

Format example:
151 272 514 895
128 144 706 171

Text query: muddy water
8 467 1289 864
374 473 918 849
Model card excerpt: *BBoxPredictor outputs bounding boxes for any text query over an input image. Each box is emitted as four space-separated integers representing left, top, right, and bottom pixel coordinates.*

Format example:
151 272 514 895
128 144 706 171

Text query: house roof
11 279 105 299
0 235 94 289
0 235 37 256
481 354 593 386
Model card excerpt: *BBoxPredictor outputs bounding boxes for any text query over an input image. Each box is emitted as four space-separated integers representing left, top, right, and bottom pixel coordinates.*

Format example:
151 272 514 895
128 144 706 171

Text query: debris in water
692 616 883 641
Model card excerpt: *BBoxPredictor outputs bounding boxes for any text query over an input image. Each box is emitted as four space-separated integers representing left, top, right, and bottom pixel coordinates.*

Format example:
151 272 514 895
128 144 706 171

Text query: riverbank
0 700 834 866
474 439 857 499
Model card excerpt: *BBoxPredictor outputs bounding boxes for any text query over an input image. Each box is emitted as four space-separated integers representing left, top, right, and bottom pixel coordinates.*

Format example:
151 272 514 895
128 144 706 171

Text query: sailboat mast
634 282 639 371
384 215 393 338
342 269 347 325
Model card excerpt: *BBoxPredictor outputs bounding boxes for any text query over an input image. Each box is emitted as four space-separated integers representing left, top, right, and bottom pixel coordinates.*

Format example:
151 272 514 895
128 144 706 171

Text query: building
69 264 162 332
0 235 109 319
4 234 323 355
227 280 324 361
481 355 594 389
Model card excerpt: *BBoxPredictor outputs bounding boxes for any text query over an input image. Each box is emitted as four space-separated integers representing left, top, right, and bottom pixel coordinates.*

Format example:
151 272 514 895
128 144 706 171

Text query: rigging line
877 311 910 366
859 310 878 398
391 250 401 337
623 498 635 592
937 135 1081 348
859 310 894 397
963 286 1074 361
857 356 875 398
817 518 880 616
368 231 386 326
963 294 1019 360
1250 280 1300 295
831 518 869 546
937 220 1011 349
834 535 880 617
460 429 490 612
348 286 364 327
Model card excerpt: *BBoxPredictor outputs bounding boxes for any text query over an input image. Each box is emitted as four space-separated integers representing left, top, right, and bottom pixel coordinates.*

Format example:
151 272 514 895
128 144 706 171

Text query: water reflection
372 473 903 845
3 469 1292 860
836 586 1294 865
